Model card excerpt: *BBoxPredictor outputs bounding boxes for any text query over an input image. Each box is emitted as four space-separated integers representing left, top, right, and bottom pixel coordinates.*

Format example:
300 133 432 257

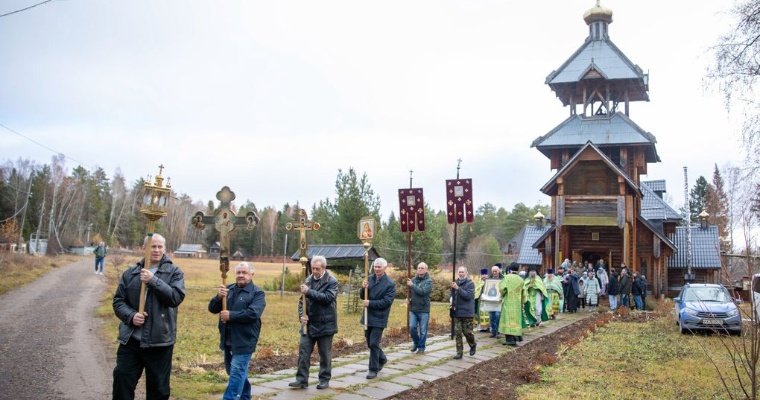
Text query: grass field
517 302 749 400
96 257 452 399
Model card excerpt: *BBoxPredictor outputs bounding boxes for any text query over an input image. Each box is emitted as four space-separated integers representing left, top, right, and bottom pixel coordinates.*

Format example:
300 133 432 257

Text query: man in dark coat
407 261 433 353
289 256 338 389
112 234 185 400
451 266 476 359
607 268 620 311
360 257 396 379
209 262 266 400
619 266 632 308
565 268 580 313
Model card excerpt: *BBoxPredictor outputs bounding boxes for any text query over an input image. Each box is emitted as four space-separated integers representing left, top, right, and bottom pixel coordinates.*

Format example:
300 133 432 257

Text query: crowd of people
109 239 650 399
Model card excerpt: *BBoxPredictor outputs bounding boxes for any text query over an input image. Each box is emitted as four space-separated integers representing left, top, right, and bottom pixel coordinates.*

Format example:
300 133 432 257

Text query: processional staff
399 170 425 338
285 209 320 335
191 186 259 311
358 216 376 330
138 165 172 315
445 159 474 339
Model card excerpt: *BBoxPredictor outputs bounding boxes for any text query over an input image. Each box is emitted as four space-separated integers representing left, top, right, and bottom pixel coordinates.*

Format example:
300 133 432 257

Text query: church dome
583 1 613 25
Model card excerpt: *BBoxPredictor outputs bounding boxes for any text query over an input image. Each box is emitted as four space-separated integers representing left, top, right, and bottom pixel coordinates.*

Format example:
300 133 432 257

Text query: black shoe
410 344 418 352
379 358 387 371
469 345 476 356
506 341 517 347
366 371 377 379
489 333 498 338
288 381 307 389
453 353 463 360
517 336 523 342
317 382 329 389
417 348 425 354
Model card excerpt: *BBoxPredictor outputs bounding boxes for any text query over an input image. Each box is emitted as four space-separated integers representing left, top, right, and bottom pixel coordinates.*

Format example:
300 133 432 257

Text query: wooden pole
363 241 370 330
407 232 412 338
138 221 155 315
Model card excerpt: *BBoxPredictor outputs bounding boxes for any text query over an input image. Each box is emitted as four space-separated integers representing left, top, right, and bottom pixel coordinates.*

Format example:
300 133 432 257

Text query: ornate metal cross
285 209 321 266
285 209 320 334
191 186 259 310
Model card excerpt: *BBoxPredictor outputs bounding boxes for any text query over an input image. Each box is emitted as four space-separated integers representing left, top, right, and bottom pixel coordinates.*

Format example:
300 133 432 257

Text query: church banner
445 178 474 224
398 188 425 232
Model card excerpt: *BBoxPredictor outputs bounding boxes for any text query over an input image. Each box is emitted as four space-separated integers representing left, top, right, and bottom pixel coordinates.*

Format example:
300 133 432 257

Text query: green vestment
498 274 525 336
523 276 550 326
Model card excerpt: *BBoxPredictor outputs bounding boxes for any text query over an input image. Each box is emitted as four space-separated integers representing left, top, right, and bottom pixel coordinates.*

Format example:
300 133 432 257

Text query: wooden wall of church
563 161 618 195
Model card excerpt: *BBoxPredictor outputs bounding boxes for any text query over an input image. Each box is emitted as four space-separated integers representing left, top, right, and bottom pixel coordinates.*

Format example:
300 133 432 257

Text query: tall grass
517 299 745 399
0 253 79 295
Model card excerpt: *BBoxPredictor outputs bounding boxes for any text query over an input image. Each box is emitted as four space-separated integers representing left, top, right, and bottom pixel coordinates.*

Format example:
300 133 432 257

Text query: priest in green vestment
523 269 550 327
543 269 563 320
498 263 525 346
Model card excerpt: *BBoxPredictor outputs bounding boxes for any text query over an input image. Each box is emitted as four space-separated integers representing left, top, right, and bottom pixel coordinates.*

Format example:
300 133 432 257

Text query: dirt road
0 258 111 399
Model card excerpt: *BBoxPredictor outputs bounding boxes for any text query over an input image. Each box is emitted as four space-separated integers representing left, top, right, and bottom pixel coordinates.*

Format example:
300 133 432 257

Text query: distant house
231 248 252 261
208 242 220 259
174 243 207 258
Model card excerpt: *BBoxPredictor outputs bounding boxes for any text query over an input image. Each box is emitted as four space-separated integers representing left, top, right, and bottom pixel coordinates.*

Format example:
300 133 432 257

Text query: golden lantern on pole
137 164 172 314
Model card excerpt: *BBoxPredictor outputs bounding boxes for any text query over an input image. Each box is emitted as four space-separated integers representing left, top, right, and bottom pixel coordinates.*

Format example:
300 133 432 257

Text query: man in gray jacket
112 234 185 400
289 256 338 390
407 262 433 353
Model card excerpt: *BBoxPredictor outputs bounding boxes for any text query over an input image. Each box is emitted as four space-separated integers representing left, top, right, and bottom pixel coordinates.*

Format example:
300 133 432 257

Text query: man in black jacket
451 266 476 359
360 257 396 379
112 234 185 400
209 262 266 400
289 256 338 390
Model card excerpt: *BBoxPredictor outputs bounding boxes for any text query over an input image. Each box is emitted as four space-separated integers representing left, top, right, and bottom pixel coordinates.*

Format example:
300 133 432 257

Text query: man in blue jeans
209 262 266 400
407 262 432 353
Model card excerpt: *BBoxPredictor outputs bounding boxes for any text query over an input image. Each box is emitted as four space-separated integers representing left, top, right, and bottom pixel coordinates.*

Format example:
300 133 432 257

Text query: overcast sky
0 0 740 219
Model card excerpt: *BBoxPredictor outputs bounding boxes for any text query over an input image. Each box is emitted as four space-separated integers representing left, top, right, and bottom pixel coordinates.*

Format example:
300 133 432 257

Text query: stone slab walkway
249 312 592 399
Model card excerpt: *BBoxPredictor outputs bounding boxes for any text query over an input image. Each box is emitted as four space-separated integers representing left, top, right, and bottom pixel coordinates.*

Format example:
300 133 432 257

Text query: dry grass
517 299 745 400
97 257 451 399
0 253 79 295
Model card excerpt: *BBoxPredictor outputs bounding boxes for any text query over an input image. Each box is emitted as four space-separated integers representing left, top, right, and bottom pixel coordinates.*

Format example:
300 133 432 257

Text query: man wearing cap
498 263 525 346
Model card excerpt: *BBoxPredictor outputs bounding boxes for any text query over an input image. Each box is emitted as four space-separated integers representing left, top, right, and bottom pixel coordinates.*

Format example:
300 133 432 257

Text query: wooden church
525 2 721 297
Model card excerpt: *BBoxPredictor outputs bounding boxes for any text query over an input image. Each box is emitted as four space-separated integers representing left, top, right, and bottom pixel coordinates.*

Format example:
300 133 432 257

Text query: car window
683 287 731 302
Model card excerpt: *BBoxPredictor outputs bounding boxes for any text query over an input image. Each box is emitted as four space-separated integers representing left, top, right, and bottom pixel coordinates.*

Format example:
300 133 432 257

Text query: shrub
263 270 305 292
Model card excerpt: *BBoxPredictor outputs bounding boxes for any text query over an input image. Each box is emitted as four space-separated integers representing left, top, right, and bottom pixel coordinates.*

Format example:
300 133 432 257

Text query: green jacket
409 273 432 313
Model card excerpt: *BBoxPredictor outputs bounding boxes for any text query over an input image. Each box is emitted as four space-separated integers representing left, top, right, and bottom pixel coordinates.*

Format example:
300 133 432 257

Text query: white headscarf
596 267 609 285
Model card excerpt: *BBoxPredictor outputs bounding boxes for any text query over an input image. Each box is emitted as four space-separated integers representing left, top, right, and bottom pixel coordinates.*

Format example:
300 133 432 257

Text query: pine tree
705 165 731 252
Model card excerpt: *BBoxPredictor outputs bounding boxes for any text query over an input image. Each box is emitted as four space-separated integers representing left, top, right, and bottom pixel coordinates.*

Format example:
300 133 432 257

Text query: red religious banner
445 179 474 224
398 188 425 232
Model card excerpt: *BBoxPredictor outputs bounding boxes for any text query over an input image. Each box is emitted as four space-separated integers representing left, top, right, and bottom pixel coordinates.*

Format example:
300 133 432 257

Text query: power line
0 0 55 18
0 121 91 168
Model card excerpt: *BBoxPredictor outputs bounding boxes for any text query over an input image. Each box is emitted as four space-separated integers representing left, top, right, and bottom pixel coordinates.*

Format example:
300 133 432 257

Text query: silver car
674 283 741 335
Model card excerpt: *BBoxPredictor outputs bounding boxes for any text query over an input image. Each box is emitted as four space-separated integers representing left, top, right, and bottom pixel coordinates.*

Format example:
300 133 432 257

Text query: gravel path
0 258 111 399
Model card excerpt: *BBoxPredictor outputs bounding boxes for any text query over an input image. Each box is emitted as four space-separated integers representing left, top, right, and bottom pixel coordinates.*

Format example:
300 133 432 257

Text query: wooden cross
285 209 320 334
191 186 259 310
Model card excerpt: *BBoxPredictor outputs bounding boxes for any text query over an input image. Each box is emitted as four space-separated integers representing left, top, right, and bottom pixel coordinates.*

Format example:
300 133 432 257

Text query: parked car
674 283 741 335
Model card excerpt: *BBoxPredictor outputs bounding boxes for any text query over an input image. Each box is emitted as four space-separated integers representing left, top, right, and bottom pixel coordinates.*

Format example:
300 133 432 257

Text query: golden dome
583 0 613 25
